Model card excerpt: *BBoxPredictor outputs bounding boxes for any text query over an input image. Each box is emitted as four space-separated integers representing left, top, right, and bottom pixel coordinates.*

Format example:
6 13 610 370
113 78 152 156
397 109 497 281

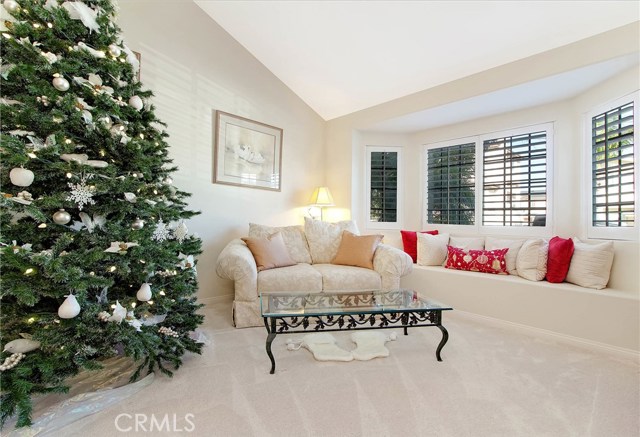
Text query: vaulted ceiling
196 1 639 124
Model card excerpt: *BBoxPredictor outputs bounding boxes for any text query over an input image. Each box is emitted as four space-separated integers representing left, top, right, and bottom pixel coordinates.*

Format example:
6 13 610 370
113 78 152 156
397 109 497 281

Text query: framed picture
213 111 283 191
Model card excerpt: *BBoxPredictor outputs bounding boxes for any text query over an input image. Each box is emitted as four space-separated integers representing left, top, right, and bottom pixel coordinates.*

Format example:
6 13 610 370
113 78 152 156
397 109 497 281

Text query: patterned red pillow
444 246 509 274
400 230 438 263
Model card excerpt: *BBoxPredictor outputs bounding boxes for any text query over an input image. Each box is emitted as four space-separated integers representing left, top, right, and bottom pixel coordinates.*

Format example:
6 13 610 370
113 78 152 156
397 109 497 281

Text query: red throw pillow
546 236 574 283
401 229 438 263
444 246 509 274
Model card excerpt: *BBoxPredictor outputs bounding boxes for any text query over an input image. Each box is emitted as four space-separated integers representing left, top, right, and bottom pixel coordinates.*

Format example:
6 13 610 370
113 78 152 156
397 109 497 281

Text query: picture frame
213 111 283 191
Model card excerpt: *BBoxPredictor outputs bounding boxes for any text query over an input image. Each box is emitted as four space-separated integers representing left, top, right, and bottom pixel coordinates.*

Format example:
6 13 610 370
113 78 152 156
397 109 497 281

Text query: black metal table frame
263 309 449 374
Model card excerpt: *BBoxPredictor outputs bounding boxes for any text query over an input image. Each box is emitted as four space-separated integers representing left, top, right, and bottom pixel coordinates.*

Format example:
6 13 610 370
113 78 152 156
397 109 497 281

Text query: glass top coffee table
260 289 453 374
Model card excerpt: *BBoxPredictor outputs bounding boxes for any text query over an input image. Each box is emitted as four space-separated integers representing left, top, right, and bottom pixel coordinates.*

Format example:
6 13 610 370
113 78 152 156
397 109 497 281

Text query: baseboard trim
450 310 640 363
198 294 233 306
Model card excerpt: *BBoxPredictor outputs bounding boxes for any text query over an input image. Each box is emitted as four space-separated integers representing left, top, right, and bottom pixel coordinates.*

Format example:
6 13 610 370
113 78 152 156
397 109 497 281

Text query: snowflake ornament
152 219 172 242
174 221 188 243
67 174 96 210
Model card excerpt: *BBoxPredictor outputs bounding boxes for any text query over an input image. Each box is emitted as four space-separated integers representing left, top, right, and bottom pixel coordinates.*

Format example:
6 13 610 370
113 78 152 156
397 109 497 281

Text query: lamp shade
309 186 334 206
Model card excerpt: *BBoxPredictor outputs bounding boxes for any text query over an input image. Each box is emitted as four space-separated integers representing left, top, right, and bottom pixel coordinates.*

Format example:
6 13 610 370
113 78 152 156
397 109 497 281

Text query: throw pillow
241 232 297 271
304 217 359 264
400 229 438 263
416 232 450 266
249 223 312 264
444 246 509 274
546 236 574 283
516 239 548 281
449 236 485 250
485 237 525 275
332 231 383 269
565 238 614 289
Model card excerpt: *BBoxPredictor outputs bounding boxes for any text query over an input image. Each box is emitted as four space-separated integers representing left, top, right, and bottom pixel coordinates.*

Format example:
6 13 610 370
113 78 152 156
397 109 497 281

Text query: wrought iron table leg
435 324 449 362
264 317 277 374
404 326 408 336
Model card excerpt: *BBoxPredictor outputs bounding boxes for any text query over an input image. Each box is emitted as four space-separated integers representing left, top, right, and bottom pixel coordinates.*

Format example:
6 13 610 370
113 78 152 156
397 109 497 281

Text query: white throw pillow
565 238 614 289
449 236 484 250
516 239 548 281
485 237 525 275
249 223 312 264
304 217 359 264
417 232 450 266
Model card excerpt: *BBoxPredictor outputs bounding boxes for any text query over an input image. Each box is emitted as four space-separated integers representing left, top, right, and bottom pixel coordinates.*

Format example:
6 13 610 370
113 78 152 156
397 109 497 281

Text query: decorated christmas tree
0 0 203 427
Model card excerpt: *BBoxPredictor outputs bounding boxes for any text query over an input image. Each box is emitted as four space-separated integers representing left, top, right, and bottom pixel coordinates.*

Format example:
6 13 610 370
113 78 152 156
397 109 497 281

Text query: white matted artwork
213 111 283 191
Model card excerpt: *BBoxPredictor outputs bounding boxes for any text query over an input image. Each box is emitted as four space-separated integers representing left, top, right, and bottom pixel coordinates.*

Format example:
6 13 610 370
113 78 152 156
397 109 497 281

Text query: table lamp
309 186 334 221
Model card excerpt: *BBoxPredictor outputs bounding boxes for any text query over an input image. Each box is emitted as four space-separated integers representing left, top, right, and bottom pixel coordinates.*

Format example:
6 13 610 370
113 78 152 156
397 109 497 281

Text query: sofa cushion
516 238 548 281
417 232 450 266
312 264 382 291
485 237 525 275
547 236 574 283
565 238 614 289
241 232 297 271
249 223 312 264
304 217 359 264
400 229 438 263
333 231 383 269
445 246 509 274
449 236 485 250
258 263 323 292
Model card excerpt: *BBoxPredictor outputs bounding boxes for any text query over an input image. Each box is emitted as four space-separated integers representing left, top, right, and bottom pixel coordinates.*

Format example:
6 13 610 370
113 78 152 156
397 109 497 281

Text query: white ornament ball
3 0 20 13
9 167 34 187
58 293 81 319
131 218 145 230
52 76 70 92
108 44 122 57
53 209 71 225
136 283 152 302
128 95 143 111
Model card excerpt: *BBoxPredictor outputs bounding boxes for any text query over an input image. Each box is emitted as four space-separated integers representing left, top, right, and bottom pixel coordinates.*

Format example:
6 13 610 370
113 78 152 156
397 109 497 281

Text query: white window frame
422 123 554 238
364 146 403 230
584 92 639 241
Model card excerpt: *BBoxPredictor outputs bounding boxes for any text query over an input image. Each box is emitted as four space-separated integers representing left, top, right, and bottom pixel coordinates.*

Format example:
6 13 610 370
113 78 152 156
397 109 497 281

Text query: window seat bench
401 264 639 353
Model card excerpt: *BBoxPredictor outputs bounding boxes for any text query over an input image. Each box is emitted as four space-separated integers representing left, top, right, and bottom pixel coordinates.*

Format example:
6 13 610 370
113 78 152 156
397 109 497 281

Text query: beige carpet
27 302 640 436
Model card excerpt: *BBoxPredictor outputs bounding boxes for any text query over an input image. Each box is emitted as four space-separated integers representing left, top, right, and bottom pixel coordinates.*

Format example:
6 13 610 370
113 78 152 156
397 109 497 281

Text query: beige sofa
216 218 413 327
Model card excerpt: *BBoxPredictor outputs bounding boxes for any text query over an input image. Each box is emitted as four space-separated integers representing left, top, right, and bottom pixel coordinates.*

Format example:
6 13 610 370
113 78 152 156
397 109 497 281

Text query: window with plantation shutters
591 102 635 228
482 131 548 227
423 124 552 235
426 143 475 225
365 146 402 228
587 93 638 241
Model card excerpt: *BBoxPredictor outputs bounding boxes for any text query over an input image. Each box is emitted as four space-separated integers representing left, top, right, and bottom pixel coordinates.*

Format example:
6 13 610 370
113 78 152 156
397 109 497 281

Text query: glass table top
260 289 452 317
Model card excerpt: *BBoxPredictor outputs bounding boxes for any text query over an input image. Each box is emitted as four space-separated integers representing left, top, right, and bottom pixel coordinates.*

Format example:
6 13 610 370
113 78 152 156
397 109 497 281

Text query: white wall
117 1 325 302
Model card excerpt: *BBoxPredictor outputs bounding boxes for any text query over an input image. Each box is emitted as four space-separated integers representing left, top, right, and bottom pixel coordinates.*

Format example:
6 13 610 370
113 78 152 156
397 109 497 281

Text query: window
423 124 552 235
426 142 475 225
587 93 638 240
365 146 401 228
482 131 548 227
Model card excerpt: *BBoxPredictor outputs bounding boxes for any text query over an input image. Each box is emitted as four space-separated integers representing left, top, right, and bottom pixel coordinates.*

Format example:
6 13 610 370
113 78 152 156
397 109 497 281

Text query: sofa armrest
216 238 257 281
216 239 259 305
373 244 413 290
